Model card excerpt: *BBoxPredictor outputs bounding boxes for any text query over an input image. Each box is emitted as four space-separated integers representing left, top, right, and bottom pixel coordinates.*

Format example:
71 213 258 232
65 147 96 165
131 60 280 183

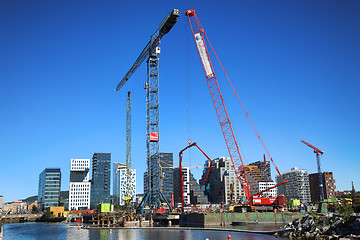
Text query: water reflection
5 223 285 240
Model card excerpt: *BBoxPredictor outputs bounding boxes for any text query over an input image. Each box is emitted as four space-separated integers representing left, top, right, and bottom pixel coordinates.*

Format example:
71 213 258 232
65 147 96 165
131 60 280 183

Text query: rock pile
276 214 360 239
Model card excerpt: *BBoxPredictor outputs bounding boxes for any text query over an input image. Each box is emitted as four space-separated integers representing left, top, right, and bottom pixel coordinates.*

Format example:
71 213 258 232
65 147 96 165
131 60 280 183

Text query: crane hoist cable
201 24 284 181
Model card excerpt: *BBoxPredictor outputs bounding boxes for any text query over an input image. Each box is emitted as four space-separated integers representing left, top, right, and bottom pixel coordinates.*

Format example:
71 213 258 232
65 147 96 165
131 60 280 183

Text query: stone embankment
275 214 360 239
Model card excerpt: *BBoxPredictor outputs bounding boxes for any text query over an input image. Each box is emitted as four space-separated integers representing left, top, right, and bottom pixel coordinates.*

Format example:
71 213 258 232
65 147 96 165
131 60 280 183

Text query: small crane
301 140 325 201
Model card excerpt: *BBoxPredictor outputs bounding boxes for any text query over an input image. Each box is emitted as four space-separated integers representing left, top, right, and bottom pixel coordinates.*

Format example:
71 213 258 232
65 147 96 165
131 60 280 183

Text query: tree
31 205 38 214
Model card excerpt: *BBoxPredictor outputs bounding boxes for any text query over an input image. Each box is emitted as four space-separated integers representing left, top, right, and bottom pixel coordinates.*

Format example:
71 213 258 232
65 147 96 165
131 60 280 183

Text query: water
4 222 285 240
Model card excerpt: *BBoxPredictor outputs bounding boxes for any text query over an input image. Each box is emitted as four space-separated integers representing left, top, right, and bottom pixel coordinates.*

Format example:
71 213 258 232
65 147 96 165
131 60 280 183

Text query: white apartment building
69 159 91 210
113 163 136 206
276 167 311 203
179 167 191 204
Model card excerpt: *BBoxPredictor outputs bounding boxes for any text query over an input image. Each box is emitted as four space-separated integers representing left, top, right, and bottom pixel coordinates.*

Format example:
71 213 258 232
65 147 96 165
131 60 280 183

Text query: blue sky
1 0 359 202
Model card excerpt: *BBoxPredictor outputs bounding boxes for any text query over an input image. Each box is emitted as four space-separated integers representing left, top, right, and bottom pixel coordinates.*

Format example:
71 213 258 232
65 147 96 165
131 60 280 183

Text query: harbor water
4 222 286 240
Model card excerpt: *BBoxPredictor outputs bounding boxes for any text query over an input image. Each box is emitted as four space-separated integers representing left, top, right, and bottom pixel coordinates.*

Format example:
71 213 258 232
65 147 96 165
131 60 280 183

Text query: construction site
2 1 360 239
90 8 335 226
111 8 288 215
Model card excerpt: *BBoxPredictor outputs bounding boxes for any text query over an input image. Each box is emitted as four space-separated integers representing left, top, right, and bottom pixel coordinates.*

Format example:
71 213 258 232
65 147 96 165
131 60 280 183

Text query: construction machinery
185 9 287 209
178 142 213 205
301 140 325 201
116 9 179 213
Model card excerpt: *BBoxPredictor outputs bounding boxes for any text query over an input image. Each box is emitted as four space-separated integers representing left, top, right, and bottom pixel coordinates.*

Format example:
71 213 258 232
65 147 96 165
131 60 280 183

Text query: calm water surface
4 222 286 240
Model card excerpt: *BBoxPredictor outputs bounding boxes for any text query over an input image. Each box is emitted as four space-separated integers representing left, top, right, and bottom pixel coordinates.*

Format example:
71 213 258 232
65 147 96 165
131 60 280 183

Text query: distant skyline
1 0 359 202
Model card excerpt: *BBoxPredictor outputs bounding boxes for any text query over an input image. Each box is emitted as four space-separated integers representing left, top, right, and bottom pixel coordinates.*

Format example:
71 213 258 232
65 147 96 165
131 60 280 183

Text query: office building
245 165 277 197
276 167 311 203
200 157 245 204
69 159 91 210
90 153 111 208
144 152 173 203
38 168 61 210
309 172 336 202
174 167 208 205
113 162 136 206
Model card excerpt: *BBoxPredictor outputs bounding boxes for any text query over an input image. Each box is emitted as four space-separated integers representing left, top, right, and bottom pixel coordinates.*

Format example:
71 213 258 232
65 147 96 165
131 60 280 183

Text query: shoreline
83 224 290 236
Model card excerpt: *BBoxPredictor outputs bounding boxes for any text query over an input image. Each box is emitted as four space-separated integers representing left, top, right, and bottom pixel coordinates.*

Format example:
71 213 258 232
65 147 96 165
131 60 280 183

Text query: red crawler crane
185 9 287 206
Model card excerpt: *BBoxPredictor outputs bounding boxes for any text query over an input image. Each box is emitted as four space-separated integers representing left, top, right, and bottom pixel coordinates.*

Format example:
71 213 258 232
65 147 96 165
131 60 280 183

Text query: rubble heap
276 214 360 239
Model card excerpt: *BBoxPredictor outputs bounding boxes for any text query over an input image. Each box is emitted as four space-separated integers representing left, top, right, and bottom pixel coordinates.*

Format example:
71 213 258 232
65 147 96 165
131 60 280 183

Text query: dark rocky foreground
275 214 360 239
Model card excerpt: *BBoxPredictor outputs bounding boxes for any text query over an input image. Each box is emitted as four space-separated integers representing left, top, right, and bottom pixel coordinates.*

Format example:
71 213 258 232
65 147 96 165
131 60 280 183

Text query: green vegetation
335 202 354 224
31 205 38 214
43 208 52 218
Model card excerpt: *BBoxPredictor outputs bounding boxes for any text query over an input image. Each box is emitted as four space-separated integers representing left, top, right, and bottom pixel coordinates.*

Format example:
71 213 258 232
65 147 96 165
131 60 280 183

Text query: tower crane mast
301 140 325 201
115 9 179 213
126 91 132 202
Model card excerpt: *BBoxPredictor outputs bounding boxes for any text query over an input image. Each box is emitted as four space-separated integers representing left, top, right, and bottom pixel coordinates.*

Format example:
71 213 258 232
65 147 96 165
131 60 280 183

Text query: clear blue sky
1 0 359 202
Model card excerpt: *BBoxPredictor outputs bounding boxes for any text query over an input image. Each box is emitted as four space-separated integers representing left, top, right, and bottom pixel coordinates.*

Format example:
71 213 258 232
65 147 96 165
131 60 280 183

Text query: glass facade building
90 153 111 208
38 168 61 211
144 152 173 203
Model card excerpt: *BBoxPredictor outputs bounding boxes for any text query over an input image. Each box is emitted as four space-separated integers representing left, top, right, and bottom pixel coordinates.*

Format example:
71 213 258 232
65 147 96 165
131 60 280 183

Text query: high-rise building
276 167 311 203
200 157 245 204
90 153 111 208
69 159 91 210
309 172 336 202
144 152 173 203
38 168 61 210
113 162 136 206
245 165 277 197
174 167 208 205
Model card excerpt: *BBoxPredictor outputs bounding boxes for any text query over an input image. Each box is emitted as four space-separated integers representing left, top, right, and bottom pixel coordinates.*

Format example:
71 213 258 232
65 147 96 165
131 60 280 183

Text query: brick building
309 172 336 202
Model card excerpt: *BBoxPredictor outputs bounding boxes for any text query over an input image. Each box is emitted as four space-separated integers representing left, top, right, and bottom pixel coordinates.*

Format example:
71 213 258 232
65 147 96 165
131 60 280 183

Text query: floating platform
179 212 305 227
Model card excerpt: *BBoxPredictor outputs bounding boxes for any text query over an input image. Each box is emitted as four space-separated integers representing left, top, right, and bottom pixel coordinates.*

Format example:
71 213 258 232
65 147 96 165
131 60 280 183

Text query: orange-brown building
27 201 38 212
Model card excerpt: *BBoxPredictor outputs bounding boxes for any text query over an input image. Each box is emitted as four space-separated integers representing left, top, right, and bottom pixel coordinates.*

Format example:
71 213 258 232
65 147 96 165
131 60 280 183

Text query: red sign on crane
150 132 159 142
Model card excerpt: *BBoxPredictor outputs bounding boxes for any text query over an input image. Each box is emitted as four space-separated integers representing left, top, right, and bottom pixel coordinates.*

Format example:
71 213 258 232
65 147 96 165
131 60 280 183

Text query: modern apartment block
2 201 27 214
249 160 271 179
309 172 336 202
38 168 61 210
113 162 136 206
200 157 245 205
245 165 277 197
173 167 208 205
144 152 173 203
69 159 91 210
90 153 111 208
276 167 311 203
